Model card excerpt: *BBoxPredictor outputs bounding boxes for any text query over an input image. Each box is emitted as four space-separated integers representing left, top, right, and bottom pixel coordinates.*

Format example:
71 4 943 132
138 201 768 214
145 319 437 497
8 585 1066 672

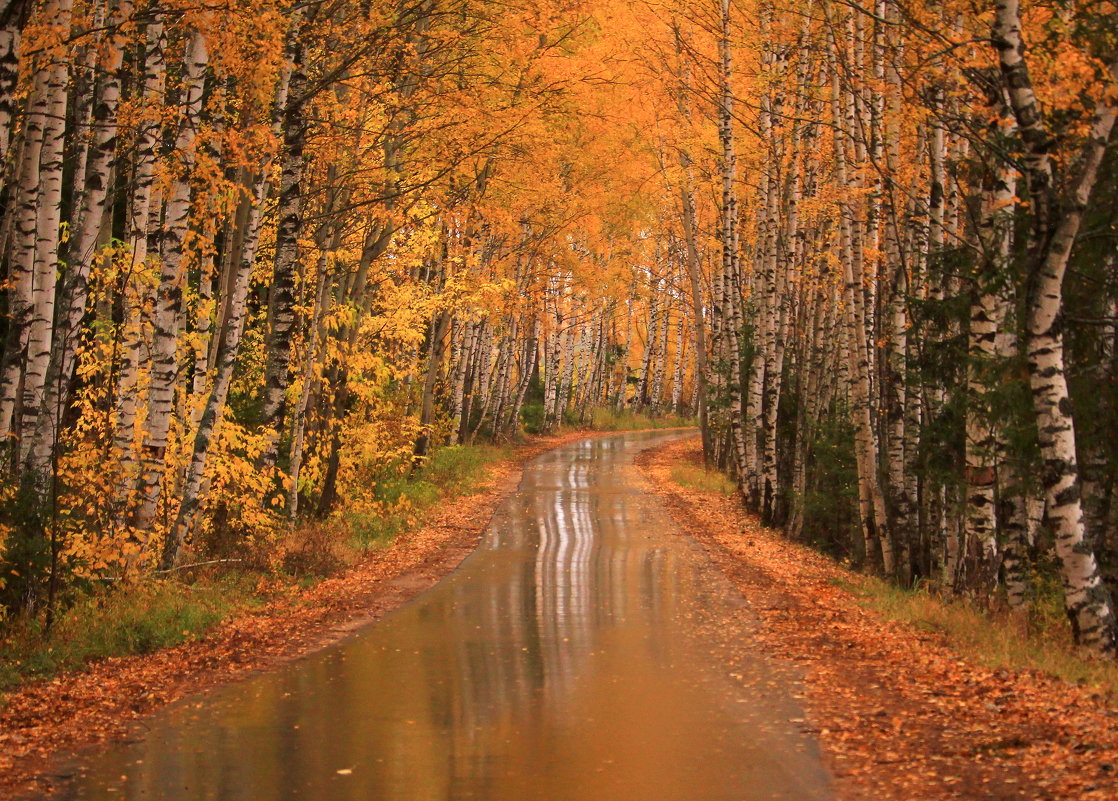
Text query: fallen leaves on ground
0 429 608 800
637 437 1118 801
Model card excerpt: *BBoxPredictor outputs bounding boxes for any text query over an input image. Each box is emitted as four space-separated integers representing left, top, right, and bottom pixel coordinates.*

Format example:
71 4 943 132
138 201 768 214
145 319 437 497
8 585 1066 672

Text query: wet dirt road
57 431 832 801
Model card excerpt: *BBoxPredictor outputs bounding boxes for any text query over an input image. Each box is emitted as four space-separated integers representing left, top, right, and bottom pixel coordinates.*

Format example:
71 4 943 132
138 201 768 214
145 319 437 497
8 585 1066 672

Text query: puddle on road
56 431 832 801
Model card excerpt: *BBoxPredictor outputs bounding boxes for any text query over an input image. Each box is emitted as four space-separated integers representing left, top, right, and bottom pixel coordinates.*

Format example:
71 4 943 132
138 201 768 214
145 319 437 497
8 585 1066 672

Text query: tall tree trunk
0 0 31 192
994 0 1118 655
258 34 308 472
24 0 131 479
17 0 73 467
0 65 47 444
164 185 262 568
133 28 210 532
963 94 1018 594
414 310 451 460
717 0 748 490
505 319 537 439
287 251 333 519
113 9 167 492
829 32 893 573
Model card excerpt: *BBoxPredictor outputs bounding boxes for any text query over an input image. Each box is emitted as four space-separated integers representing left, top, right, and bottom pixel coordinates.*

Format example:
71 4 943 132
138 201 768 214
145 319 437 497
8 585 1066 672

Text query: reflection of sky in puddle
56 431 831 801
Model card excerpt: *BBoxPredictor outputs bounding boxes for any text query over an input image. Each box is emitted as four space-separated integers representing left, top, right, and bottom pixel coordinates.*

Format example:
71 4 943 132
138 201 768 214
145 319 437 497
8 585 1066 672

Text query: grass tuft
421 444 507 494
670 462 737 495
0 575 255 690
349 443 509 549
841 575 1118 695
587 408 696 431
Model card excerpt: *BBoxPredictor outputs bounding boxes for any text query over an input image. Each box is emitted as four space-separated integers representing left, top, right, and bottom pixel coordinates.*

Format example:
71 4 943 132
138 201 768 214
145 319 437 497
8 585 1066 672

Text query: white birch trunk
994 0 1118 654
0 65 47 441
257 34 309 472
113 11 166 488
17 0 72 467
23 0 131 478
165 180 266 567
0 0 29 187
829 35 893 574
718 0 748 488
133 29 209 532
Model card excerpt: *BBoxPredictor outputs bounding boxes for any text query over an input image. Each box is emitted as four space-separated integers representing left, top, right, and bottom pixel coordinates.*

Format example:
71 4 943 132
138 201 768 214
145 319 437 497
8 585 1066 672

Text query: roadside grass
587 408 696 431
0 442 511 695
347 444 509 549
836 575 1118 695
0 574 257 690
422 443 508 494
670 461 736 495
656 439 1118 697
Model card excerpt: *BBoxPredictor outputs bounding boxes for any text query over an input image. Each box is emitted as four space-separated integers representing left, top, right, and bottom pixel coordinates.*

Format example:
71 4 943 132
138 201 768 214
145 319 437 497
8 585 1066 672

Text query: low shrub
280 523 351 578
670 462 737 495
842 575 1118 696
588 407 696 431
0 575 254 689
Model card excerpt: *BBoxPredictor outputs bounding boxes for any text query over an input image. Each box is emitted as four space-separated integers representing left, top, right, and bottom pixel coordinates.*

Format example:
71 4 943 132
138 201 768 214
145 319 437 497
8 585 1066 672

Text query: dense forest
0 0 698 620
686 0 1118 658
1 0 1117 659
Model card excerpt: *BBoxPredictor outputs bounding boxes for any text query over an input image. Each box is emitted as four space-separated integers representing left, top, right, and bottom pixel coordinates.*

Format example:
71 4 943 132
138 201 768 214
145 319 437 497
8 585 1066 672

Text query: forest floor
9 429 1116 801
0 428 623 800
637 436 1118 801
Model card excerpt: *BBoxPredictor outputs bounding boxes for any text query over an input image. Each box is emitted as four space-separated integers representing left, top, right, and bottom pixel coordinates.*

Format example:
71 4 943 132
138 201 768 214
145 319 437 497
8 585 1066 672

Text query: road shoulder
0 430 605 799
637 436 1118 801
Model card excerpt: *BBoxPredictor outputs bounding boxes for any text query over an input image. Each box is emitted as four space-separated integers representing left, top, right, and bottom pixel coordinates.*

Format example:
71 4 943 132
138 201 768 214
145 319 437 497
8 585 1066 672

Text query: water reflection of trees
439 442 689 739
71 438 698 801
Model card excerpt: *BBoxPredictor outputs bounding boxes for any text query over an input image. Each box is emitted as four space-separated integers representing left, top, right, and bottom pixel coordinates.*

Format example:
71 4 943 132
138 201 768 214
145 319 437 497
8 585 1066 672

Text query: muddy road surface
57 431 831 801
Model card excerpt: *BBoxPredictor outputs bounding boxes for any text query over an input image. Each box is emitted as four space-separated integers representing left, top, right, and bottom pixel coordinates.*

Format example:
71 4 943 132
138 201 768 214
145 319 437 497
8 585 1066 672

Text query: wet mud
57 431 832 801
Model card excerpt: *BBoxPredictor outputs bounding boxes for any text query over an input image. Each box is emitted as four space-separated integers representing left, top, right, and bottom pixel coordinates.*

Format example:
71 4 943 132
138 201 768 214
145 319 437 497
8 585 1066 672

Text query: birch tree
992 0 1118 655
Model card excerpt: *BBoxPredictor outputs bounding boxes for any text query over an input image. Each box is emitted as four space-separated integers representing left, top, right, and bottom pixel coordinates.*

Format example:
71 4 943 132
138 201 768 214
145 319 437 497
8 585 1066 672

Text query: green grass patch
347 509 414 549
0 443 513 695
670 462 737 495
587 408 696 431
349 443 509 549
0 574 257 691
840 575 1118 695
421 444 508 495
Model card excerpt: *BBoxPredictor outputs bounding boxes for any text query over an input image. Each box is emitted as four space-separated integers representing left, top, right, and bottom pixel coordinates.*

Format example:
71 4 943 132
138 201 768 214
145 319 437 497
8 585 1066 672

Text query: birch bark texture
993 0 1118 655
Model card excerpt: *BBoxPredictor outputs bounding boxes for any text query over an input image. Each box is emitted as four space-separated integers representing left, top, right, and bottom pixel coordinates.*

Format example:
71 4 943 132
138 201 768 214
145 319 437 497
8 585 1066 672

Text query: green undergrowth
1 431 687 696
587 408 696 431
671 461 736 495
0 574 258 691
346 444 509 548
837 575 1118 696
0 442 512 696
